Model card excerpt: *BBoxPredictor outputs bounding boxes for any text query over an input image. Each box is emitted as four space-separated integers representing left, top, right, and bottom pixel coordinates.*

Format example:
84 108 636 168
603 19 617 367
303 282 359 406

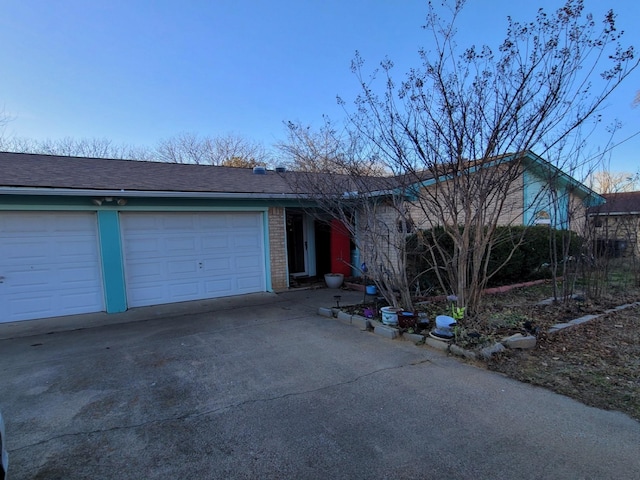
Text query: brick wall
268 207 288 290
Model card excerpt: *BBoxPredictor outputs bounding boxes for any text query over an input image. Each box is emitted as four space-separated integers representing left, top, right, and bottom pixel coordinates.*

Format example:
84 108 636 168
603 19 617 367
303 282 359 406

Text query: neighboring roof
588 191 640 215
0 151 299 197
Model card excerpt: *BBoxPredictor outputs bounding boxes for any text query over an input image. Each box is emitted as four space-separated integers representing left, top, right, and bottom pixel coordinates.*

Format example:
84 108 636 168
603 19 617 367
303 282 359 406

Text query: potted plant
324 273 344 289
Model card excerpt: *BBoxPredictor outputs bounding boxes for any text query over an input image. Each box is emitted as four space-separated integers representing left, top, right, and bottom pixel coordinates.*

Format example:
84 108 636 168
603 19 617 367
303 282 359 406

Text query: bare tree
277 121 387 175
155 132 270 167
0 135 153 160
285 0 638 315
589 170 639 193
282 138 416 310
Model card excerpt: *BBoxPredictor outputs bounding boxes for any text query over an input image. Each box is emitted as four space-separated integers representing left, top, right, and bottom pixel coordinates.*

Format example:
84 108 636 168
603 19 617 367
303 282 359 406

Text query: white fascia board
0 186 307 200
588 211 640 216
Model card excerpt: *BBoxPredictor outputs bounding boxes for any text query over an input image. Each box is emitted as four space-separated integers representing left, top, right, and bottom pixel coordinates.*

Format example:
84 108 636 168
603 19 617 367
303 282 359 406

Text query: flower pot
365 285 377 295
433 315 456 339
324 273 344 289
398 311 418 329
380 306 401 326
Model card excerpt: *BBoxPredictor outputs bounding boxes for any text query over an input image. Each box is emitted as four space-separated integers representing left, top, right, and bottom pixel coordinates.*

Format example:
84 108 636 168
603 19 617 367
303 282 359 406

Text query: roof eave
0 186 305 200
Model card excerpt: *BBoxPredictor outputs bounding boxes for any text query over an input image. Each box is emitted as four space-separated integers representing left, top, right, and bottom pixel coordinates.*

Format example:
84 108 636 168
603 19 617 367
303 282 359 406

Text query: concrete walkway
0 288 639 479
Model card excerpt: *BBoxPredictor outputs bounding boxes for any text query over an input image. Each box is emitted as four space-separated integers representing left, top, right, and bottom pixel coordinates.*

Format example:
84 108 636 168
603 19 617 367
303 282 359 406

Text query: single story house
0 152 353 323
588 191 640 257
0 150 602 323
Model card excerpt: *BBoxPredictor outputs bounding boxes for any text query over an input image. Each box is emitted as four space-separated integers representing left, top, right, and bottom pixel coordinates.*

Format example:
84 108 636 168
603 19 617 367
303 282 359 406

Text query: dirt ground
349 280 640 421
432 282 640 422
486 295 640 421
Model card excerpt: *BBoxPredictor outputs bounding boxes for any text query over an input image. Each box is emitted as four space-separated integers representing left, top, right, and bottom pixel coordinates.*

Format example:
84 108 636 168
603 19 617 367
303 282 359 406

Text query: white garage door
121 212 266 308
0 212 104 323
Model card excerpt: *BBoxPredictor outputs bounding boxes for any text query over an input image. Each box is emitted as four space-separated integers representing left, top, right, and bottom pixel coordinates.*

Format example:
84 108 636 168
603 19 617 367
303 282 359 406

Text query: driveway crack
9 359 430 452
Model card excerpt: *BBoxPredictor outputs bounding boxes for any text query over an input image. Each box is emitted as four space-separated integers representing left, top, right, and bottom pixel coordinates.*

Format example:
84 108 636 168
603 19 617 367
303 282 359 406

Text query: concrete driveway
0 288 639 479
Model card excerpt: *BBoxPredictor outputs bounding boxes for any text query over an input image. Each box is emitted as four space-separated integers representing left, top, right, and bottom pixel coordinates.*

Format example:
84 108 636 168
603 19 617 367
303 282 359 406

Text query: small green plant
451 305 465 321
447 295 465 321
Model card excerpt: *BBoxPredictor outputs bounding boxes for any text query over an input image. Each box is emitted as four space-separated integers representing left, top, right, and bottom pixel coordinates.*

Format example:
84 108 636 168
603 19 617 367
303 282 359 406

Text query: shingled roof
0 151 404 198
588 191 640 215
0 151 298 196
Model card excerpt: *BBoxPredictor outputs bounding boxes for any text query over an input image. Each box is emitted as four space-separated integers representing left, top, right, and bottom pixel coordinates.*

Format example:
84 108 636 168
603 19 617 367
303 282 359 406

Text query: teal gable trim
523 168 572 228
96 211 127 313
522 169 539 226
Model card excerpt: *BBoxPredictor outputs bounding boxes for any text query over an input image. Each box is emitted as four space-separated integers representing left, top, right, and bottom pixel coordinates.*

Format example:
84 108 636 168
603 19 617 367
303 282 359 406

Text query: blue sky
1 0 638 172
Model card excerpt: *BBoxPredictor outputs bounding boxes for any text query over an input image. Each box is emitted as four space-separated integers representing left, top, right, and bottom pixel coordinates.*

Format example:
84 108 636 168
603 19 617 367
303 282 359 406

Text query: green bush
407 225 583 289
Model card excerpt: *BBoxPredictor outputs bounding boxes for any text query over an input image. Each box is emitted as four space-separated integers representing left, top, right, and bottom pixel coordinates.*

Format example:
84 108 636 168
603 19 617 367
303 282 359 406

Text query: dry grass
487 304 640 421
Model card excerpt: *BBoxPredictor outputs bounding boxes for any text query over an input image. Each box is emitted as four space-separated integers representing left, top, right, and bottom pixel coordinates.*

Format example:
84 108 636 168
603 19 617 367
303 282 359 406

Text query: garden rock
479 342 506 359
502 333 537 349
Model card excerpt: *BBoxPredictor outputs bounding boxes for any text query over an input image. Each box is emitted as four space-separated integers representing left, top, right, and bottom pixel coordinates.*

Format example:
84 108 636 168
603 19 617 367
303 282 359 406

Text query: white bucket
380 306 400 326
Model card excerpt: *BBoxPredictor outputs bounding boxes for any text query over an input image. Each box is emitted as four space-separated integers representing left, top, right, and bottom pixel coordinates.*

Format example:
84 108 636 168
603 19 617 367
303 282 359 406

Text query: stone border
547 301 640 334
318 300 640 360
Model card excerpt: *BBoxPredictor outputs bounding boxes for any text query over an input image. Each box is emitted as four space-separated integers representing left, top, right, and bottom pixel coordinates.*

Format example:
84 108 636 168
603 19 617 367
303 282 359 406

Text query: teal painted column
97 211 127 313
262 211 273 292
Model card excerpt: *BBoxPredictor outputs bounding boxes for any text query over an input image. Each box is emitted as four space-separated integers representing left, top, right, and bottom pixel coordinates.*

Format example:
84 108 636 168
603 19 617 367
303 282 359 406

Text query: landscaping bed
487 302 640 421
342 281 640 421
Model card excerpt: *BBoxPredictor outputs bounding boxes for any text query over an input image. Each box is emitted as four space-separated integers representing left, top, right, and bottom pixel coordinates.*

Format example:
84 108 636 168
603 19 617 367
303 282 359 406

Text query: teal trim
399 150 605 207
262 212 273 292
522 169 542 226
0 194 302 211
523 168 574 228
96 211 127 313
556 193 569 229
523 170 532 225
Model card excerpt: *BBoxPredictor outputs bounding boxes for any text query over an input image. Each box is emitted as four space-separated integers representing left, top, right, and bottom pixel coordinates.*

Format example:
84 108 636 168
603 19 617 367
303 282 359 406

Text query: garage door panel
204 279 233 295
10 271 49 290
165 236 197 253
236 275 263 289
162 216 197 230
235 254 262 270
202 256 232 272
230 214 261 228
7 297 53 319
126 261 163 279
5 240 50 262
121 212 266 307
201 235 229 250
56 239 98 257
167 259 199 275
234 235 261 249
170 282 201 298
200 215 229 229
58 265 101 283
59 289 103 306
0 212 104 323
127 283 162 302
124 237 160 255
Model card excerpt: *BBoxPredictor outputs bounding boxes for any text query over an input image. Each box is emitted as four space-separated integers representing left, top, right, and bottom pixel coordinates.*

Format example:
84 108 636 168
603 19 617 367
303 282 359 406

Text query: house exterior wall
405 167 525 229
268 206 288 290
593 214 640 257
355 201 405 277
404 166 587 234
568 193 589 236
